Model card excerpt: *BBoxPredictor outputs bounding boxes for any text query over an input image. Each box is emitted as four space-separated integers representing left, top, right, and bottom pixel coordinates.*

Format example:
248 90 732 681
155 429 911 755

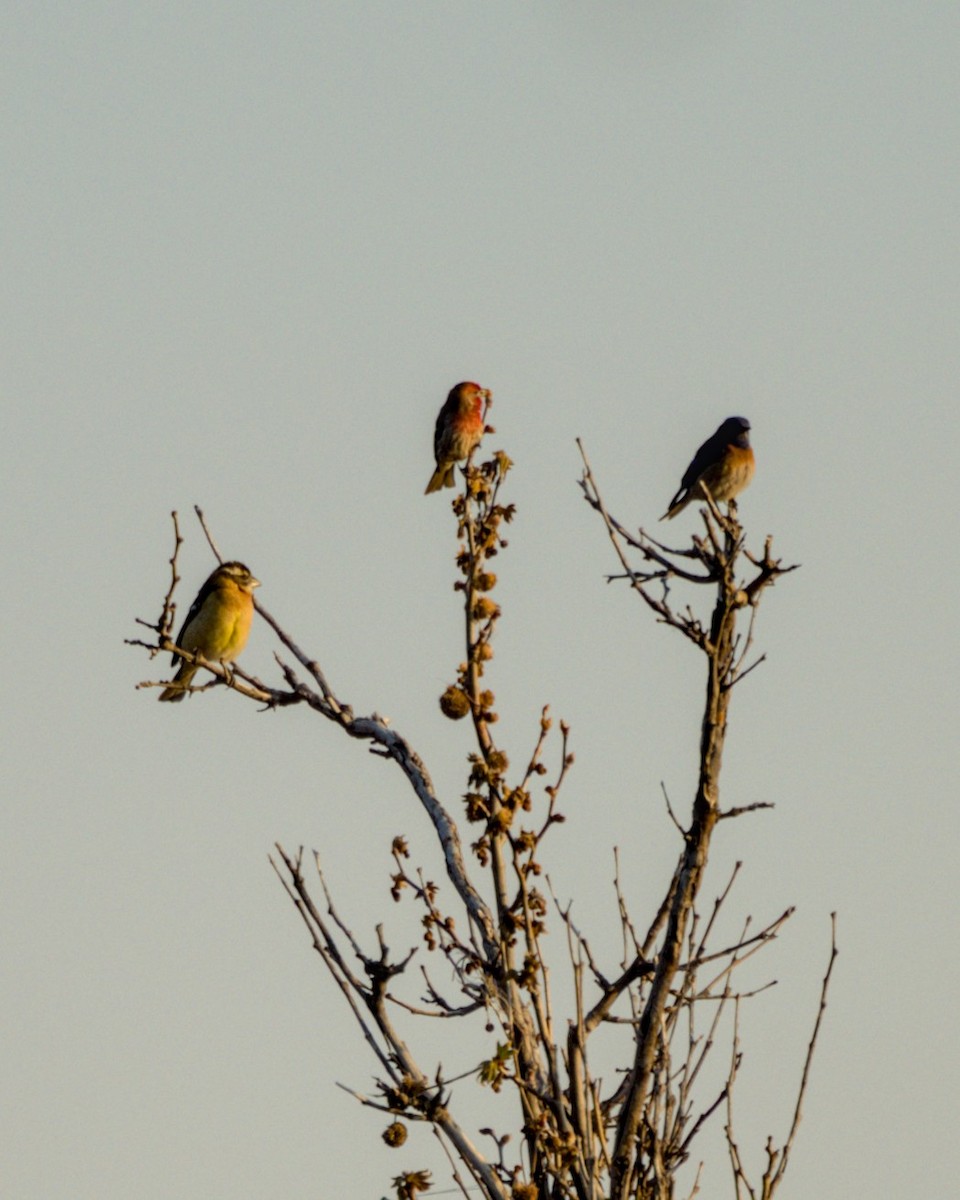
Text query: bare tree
130 441 835 1200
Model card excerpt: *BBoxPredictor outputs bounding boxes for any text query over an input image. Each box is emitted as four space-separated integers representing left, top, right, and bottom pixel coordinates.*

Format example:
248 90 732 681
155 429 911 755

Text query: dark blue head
719 416 751 446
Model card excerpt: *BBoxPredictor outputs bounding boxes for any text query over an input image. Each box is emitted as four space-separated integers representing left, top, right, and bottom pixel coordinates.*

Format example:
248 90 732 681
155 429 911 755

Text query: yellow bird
158 561 260 702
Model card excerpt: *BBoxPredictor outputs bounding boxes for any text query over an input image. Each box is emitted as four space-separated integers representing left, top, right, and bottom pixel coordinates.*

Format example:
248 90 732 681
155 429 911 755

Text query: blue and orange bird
661 416 755 520
158 561 260 701
425 381 488 494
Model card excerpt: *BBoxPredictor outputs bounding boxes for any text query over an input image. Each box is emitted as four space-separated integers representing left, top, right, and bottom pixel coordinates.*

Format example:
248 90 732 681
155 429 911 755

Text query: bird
158 561 260 702
661 416 755 520
424 381 488 494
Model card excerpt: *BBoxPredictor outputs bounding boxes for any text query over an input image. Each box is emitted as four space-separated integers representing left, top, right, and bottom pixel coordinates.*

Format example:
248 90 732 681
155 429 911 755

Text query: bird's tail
660 492 686 521
424 465 455 494
158 663 197 702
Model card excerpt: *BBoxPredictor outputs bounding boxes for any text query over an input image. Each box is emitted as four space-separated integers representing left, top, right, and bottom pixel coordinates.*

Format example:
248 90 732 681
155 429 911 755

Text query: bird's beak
250 577 262 589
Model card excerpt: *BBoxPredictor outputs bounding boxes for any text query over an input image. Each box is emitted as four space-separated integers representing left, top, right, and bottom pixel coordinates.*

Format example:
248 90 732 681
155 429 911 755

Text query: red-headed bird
159 561 260 701
661 416 755 520
424 381 488 494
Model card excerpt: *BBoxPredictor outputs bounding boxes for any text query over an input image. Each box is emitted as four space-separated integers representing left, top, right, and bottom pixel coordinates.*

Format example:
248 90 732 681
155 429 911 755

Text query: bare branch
193 504 224 563
762 913 839 1196
130 438 814 1200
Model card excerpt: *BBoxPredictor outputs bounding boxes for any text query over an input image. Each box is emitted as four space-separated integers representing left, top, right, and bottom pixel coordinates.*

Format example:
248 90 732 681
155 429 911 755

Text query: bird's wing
433 395 456 460
172 576 218 663
678 432 724 491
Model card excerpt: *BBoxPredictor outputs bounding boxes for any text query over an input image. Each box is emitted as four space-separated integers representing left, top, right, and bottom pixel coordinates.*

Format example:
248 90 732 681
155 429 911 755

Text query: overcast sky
4 4 959 1197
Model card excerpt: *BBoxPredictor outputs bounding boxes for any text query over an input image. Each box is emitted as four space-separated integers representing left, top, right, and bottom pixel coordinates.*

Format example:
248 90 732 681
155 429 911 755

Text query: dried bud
477 1043 512 1092
491 807 514 833
518 953 539 990
503 787 530 812
475 572 497 592
465 793 490 822
472 596 498 620
439 686 470 720
383 1121 407 1148
393 1169 432 1199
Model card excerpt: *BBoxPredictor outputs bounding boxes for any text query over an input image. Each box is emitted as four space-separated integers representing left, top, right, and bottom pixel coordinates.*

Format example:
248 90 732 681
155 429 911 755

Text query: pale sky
4 4 959 1197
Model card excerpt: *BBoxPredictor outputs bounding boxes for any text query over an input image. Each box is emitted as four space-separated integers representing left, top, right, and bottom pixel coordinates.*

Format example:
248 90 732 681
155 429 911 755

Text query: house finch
661 416 755 520
424 381 488 494
159 561 260 701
